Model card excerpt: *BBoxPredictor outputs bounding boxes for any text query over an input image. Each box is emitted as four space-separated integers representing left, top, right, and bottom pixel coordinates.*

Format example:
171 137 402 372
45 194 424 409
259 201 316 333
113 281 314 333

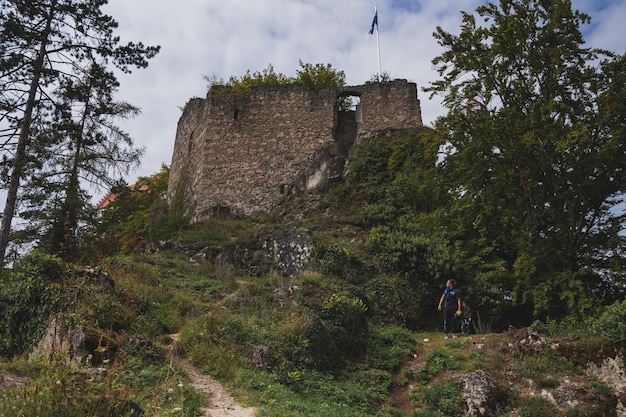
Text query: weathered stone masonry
167 79 423 222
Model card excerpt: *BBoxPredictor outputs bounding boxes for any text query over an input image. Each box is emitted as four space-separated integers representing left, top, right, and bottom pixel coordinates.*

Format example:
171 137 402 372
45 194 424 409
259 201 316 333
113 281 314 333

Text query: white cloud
98 0 625 194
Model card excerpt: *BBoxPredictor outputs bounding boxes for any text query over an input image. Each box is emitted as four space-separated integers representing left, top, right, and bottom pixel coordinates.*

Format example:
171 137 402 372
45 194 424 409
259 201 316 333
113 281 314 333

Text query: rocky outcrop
30 315 117 366
455 370 508 416
258 225 313 278
588 354 626 416
506 326 546 355
215 245 268 276
77 266 115 290
0 371 29 391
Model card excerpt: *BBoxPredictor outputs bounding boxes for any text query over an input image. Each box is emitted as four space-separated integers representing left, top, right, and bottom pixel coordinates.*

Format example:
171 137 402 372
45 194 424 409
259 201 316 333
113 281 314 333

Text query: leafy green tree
20 61 145 262
0 0 159 267
205 61 347 91
87 165 177 257
0 251 63 356
204 63 290 91
346 131 457 328
295 60 346 88
424 0 626 322
590 299 626 343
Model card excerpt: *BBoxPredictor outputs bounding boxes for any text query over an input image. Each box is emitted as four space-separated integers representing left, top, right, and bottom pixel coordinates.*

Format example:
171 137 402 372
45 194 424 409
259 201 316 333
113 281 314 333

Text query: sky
100 0 626 196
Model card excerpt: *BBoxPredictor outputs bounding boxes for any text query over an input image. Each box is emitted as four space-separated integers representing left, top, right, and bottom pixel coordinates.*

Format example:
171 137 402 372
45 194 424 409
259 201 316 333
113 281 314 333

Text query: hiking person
461 300 472 336
437 279 462 339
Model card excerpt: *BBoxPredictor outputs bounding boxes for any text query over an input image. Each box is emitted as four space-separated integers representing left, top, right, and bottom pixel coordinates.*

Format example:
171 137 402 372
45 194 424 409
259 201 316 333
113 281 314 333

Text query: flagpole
374 6 381 82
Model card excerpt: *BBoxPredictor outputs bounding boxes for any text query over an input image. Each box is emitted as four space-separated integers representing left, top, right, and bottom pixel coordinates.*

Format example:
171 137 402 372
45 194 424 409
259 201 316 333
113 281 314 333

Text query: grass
0 355 204 417
0 214 621 416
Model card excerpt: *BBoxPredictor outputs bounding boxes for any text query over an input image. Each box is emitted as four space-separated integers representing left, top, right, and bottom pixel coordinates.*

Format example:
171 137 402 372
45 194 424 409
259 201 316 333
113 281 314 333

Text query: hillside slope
0 226 624 416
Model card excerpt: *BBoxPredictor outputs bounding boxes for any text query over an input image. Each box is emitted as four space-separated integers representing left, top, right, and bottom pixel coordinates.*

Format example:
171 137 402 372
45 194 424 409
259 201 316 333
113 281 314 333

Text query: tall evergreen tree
20 60 144 261
0 0 159 267
424 0 625 321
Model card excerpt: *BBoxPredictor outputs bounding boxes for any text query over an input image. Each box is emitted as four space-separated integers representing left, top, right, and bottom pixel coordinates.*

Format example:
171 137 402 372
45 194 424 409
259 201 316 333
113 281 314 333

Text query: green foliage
295 60 346 89
590 299 626 343
102 254 204 335
310 243 366 282
232 63 293 88
240 367 399 416
347 132 445 215
410 379 463 417
369 71 392 83
366 325 416 371
90 165 185 256
366 226 429 275
407 349 464 384
303 292 369 371
364 276 402 324
347 138 395 203
205 61 346 97
205 63 292 96
422 0 626 324
0 357 203 417
515 348 577 382
352 203 400 229
517 396 559 417
0 0 159 266
364 226 451 329
0 252 63 356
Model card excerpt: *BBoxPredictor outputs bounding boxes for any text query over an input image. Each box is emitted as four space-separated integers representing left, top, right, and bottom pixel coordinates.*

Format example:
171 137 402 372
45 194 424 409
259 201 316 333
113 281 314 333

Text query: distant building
96 182 149 209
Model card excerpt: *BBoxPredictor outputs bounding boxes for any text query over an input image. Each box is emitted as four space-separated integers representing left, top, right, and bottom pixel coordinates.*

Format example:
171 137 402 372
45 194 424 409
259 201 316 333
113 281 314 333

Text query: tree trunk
0 4 56 271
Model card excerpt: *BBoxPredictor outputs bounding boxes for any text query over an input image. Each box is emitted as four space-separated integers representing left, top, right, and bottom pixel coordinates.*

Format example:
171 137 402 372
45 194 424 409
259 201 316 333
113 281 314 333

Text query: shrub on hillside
590 299 626 343
0 252 63 357
303 293 369 371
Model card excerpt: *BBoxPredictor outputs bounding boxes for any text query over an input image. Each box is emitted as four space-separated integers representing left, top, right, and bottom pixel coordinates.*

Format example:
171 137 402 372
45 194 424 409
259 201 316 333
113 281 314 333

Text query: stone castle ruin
167 79 423 222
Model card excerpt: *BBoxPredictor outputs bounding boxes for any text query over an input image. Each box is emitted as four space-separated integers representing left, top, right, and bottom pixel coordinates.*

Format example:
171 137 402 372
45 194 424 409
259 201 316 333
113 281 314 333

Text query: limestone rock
77 267 115 290
506 326 546 355
30 315 117 366
258 224 312 278
0 371 29 391
588 354 626 416
455 370 508 416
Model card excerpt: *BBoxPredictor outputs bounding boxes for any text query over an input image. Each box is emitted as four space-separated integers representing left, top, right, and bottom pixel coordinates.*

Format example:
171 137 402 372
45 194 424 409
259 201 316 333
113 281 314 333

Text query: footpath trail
167 334 257 417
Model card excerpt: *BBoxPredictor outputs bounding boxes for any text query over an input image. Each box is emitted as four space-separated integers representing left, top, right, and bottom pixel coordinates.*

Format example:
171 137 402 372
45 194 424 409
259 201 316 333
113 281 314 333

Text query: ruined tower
167 79 423 222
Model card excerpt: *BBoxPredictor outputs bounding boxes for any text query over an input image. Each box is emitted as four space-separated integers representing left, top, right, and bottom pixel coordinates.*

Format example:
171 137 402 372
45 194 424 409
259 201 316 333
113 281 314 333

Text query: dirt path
167 334 257 417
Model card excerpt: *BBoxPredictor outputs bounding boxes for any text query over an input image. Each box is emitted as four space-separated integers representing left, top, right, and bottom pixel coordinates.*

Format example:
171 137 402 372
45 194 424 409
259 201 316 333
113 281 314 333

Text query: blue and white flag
369 9 378 35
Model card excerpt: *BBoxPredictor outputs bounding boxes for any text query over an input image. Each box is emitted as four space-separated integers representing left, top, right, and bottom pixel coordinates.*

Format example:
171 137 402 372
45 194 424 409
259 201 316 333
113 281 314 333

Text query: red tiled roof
96 182 149 209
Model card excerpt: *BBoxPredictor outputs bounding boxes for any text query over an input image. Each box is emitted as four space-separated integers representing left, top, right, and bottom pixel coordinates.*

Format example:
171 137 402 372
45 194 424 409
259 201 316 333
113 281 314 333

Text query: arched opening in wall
337 94 360 111
336 92 361 123
335 93 360 146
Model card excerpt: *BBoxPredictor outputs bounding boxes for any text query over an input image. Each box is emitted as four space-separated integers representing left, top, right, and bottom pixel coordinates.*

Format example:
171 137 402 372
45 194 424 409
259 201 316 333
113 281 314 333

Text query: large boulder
455 370 508 416
30 315 117 366
258 224 313 278
215 245 267 276
77 267 115 290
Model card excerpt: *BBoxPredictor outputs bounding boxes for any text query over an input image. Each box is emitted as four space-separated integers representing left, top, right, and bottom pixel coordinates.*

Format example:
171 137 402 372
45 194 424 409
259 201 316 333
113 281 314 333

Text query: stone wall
167 79 423 221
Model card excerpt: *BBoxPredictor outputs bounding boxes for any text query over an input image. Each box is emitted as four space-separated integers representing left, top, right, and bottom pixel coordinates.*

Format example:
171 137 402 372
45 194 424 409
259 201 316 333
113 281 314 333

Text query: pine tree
0 0 159 267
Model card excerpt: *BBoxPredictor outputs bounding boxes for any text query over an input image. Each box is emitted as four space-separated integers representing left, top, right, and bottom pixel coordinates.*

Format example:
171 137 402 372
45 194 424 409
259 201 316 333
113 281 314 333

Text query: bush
366 325 416 371
517 396 559 417
310 244 368 283
0 253 63 357
590 299 626 343
303 293 369 371
410 379 463 417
